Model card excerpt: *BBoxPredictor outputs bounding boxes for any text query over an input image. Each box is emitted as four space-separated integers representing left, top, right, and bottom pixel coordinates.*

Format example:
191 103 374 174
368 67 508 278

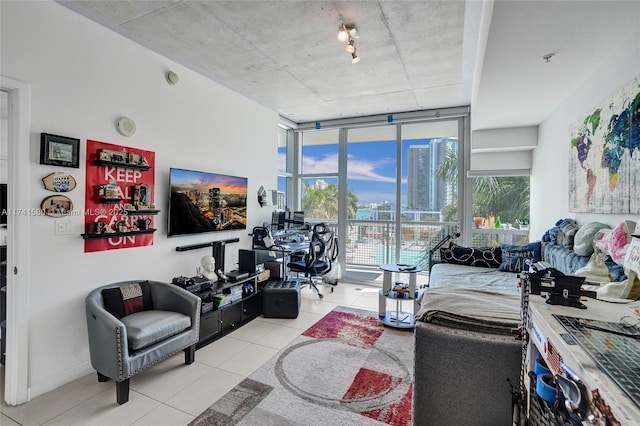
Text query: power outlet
55 219 73 235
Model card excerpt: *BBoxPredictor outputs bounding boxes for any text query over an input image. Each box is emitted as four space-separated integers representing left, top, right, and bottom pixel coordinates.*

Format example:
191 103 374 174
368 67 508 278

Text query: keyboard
553 314 640 409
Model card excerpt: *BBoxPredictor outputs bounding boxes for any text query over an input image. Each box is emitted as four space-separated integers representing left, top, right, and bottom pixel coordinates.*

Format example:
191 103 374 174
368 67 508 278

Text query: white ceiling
57 0 639 130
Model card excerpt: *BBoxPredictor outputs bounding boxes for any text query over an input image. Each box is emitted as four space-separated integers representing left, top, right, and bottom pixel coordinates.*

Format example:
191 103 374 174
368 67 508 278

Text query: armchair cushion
121 310 191 351
102 281 153 319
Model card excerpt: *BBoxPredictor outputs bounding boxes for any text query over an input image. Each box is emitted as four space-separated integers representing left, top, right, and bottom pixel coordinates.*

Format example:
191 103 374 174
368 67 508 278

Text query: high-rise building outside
407 139 457 213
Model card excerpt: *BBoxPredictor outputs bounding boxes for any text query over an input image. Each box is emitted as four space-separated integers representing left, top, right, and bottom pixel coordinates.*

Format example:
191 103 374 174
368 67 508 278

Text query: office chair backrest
312 223 338 264
251 226 273 248
306 236 323 264
294 238 329 277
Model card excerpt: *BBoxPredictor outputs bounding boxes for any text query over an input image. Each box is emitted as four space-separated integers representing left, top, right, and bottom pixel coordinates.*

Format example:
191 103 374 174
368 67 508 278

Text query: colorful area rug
190 306 414 425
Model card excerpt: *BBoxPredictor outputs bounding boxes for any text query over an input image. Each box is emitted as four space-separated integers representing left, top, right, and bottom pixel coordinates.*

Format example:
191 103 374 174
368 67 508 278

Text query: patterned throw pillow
557 222 579 250
102 281 153 319
609 220 636 265
498 241 542 273
440 243 502 269
593 228 613 260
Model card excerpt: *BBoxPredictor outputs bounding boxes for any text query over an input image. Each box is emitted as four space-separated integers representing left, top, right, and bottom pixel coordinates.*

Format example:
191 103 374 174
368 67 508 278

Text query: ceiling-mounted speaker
116 116 136 137
166 71 179 86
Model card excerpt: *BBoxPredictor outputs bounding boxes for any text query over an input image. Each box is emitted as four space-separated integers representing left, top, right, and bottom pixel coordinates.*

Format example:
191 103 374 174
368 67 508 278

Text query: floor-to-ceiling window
399 121 460 265
345 125 397 266
470 175 530 246
277 125 291 210
299 128 339 221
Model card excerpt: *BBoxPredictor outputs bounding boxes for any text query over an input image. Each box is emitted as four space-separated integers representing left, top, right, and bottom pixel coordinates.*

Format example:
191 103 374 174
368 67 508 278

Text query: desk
378 264 422 329
253 241 309 280
526 295 640 424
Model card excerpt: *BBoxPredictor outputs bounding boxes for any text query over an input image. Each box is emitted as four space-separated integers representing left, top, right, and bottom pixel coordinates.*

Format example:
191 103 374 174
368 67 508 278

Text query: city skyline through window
299 137 456 215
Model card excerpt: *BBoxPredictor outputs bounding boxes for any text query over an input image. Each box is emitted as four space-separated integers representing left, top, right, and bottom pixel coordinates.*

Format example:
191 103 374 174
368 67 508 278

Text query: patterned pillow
542 218 577 244
593 228 612 260
440 243 502 269
102 281 153 319
499 241 542 273
609 220 636 265
557 223 579 250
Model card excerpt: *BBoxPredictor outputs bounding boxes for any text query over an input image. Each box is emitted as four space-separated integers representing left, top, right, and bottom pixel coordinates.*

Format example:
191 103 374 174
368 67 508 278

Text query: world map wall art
569 74 640 213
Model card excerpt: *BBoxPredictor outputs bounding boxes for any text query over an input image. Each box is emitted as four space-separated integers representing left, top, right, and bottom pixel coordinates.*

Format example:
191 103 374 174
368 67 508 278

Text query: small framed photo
40 133 80 168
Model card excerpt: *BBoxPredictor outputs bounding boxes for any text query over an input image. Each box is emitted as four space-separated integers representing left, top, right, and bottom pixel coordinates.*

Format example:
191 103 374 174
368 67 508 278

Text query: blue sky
279 139 433 206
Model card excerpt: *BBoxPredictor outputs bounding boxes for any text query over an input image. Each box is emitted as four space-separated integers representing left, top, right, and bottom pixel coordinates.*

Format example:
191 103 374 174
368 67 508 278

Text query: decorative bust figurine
200 256 218 282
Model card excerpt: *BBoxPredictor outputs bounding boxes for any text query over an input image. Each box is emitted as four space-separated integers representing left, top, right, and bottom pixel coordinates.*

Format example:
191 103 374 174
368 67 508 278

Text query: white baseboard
27 362 94 401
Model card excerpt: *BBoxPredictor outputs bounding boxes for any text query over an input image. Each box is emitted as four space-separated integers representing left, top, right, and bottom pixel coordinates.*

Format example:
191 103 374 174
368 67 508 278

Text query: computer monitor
272 210 286 231
289 211 305 230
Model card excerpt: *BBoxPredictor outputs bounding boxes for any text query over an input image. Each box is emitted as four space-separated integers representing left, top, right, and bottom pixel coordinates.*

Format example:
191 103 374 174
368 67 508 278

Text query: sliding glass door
345 126 397 266
341 120 461 268
291 107 469 279
399 121 460 266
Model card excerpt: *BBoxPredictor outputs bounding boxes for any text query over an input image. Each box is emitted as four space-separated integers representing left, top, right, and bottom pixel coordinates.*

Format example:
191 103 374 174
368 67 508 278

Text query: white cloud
347 154 396 183
302 153 338 174
302 153 396 183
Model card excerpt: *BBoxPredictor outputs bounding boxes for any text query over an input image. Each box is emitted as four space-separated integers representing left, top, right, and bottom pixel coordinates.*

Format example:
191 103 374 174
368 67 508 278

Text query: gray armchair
85 280 200 404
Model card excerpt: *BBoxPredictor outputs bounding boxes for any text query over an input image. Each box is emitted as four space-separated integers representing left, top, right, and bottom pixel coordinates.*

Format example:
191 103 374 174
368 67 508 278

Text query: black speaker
239 249 257 273
212 241 226 271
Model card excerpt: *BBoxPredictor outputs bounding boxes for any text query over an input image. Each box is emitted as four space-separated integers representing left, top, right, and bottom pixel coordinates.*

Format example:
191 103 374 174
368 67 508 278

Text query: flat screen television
168 168 248 237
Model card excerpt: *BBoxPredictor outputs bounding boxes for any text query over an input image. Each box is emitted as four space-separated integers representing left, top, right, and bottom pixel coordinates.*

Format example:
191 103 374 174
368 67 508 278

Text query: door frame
1 75 31 405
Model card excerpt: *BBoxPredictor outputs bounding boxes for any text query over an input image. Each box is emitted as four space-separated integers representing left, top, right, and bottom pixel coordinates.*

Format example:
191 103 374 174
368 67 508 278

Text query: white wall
1 1 278 398
530 29 640 238
470 150 531 173
1 90 7 183
471 126 537 152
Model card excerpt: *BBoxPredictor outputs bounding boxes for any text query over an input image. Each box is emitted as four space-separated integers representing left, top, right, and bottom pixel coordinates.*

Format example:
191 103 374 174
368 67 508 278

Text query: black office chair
287 225 332 298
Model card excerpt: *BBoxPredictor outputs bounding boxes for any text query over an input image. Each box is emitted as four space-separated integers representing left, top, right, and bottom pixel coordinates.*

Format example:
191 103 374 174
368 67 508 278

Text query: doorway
1 90 8 366
1 76 31 406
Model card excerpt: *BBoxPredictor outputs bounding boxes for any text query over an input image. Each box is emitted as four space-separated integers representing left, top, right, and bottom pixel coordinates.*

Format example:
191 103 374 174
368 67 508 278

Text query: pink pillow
609 221 636 265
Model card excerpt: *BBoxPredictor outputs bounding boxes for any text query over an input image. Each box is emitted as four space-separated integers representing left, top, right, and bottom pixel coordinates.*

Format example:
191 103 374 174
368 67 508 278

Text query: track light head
337 23 358 42
345 40 355 53
337 24 349 42
351 51 360 64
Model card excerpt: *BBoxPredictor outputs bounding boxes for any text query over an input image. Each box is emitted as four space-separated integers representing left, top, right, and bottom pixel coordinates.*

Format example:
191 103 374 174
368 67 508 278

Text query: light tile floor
0 282 415 426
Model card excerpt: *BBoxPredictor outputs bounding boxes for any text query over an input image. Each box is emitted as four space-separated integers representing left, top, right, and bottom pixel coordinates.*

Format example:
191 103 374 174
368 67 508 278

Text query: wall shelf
99 197 124 204
81 229 156 240
94 159 151 171
125 209 160 215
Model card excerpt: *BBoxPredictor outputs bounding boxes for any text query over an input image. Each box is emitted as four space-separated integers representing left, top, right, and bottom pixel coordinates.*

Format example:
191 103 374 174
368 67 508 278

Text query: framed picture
40 133 80 168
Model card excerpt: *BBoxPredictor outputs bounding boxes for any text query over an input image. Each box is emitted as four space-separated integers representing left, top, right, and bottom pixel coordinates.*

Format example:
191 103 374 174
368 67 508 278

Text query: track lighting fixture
337 21 361 63
542 53 555 63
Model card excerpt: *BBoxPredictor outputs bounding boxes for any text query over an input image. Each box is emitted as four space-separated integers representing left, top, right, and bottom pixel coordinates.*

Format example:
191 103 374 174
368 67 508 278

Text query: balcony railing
342 220 456 268
306 219 530 273
320 220 530 270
